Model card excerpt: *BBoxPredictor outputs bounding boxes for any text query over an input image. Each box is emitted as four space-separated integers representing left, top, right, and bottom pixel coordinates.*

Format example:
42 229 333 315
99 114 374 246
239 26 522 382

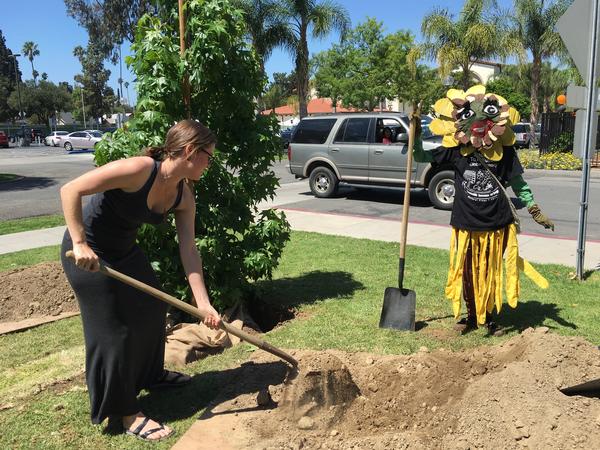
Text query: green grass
0 215 65 236
1 230 599 449
0 173 19 182
0 245 60 271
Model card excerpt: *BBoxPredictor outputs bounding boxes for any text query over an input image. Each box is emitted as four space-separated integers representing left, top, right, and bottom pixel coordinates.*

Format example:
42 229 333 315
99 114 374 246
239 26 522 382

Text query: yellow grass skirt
445 224 549 325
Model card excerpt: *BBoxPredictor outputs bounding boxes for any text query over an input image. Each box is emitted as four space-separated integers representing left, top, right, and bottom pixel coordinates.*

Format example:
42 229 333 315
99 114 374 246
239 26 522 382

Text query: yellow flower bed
518 149 582 170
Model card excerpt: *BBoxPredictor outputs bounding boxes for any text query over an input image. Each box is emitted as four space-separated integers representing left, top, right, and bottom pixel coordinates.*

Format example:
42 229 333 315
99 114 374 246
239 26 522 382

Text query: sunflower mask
429 85 520 161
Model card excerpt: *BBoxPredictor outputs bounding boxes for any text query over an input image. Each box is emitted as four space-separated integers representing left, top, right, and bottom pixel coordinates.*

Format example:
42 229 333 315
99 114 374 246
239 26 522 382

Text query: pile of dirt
196 328 600 450
0 262 78 323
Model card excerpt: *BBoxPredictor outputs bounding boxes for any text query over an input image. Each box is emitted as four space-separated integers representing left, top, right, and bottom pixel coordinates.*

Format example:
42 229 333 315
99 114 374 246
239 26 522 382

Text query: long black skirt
61 234 168 424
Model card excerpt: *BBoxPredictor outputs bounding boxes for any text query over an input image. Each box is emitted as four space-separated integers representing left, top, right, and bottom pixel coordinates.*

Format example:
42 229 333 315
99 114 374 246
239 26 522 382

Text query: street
1 147 600 241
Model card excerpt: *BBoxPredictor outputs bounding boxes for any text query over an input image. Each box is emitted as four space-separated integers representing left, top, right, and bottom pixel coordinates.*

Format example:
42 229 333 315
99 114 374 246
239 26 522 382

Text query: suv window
376 118 406 143
292 118 337 144
513 124 526 133
334 117 371 143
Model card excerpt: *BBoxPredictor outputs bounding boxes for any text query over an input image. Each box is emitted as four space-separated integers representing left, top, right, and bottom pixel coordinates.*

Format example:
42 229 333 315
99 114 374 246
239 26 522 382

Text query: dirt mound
0 262 78 323
195 329 600 449
280 353 361 427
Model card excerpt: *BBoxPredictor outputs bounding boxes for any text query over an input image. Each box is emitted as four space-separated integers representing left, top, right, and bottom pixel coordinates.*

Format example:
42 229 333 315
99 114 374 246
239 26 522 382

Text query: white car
45 131 69 147
62 131 103 151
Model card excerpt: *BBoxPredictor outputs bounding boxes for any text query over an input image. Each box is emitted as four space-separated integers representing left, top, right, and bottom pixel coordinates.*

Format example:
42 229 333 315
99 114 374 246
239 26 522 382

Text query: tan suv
287 113 456 210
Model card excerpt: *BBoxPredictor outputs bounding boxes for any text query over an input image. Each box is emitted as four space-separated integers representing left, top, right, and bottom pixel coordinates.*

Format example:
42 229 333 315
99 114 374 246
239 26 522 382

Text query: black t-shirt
431 146 523 231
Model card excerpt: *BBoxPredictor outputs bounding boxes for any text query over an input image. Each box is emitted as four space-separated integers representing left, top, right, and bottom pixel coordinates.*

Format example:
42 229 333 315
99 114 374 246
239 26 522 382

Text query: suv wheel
64 142 73 152
428 170 455 210
309 166 338 198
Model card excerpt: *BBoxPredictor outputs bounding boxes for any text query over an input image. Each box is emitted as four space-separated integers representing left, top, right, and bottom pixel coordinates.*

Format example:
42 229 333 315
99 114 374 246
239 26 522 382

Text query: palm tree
235 0 294 74
512 0 569 125
22 41 40 85
281 0 350 118
416 0 522 90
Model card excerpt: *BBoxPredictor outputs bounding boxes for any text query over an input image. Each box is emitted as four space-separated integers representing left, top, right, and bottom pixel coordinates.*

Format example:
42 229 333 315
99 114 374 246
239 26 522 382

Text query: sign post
557 0 600 279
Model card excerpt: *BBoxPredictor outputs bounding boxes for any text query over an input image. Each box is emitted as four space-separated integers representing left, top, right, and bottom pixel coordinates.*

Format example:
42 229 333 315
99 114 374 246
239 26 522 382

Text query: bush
518 149 582 170
95 0 290 309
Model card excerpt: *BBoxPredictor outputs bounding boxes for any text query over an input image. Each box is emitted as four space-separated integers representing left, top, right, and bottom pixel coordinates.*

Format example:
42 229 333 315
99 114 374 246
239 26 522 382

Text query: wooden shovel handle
65 251 298 367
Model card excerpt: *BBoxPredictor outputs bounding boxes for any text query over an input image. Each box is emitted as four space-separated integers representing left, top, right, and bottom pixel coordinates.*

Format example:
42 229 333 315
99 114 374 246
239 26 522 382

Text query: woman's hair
145 119 217 160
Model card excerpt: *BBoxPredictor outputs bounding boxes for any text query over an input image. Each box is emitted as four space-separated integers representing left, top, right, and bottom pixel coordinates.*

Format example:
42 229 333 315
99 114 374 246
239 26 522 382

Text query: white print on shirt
462 160 499 202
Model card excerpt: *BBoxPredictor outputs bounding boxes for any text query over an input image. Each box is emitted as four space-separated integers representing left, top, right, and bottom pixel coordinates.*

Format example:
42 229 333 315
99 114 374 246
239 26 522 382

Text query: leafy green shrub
518 149 582 170
95 0 290 308
549 132 574 153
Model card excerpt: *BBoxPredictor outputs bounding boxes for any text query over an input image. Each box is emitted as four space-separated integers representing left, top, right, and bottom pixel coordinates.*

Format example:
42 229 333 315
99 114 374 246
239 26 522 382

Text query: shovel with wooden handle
65 251 298 367
378 108 419 331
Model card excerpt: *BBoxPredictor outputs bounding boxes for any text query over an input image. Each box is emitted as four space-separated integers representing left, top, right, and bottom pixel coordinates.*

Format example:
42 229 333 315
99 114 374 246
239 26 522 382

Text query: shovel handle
65 251 298 367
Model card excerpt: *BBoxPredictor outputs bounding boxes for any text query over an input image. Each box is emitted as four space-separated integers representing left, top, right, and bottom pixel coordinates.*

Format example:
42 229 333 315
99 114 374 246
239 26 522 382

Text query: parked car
288 113 455 209
62 131 103 151
0 131 8 148
279 126 296 149
513 122 540 148
45 131 70 146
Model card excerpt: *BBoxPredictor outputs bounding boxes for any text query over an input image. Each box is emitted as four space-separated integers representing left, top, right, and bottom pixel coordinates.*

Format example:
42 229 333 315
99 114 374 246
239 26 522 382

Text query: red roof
261 98 377 115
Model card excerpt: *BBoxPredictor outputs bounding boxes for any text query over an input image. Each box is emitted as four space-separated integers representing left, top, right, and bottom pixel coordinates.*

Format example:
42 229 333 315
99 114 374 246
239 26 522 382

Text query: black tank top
82 159 184 259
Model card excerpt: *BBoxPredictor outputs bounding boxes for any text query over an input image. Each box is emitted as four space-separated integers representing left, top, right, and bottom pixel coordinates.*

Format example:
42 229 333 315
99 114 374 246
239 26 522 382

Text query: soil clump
0 262 78 323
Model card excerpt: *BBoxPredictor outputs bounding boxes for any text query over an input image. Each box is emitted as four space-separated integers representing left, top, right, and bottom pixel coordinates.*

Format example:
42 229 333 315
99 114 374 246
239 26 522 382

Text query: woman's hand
72 242 100 272
198 303 221 329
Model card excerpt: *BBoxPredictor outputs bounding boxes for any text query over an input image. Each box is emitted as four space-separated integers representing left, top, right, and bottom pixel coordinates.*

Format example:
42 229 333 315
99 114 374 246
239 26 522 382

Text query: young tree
416 0 522 90
280 0 350 118
22 41 40 85
95 0 290 308
512 0 569 125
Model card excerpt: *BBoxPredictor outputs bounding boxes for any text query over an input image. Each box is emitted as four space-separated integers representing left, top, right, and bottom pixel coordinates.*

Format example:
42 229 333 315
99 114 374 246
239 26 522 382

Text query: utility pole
9 53 28 147
76 79 87 129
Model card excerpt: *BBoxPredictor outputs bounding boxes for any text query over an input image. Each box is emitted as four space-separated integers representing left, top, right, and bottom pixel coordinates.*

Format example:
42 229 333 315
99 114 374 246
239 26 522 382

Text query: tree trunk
530 54 541 126
296 24 309 119
30 60 36 85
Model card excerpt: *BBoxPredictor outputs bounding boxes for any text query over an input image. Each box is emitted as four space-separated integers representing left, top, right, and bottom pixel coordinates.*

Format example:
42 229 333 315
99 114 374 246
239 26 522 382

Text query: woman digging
60 119 221 441
413 85 554 335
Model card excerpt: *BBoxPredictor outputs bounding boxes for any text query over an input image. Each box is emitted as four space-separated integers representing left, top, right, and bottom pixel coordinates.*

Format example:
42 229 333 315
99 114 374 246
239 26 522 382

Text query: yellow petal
488 93 508 106
446 88 465 101
443 135 460 147
433 98 454 118
501 127 516 146
429 117 456 136
481 141 504 161
508 107 520 125
465 85 486 96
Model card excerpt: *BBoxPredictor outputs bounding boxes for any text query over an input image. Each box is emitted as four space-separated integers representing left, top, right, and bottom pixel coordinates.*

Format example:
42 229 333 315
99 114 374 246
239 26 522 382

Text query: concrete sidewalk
1 180 599 269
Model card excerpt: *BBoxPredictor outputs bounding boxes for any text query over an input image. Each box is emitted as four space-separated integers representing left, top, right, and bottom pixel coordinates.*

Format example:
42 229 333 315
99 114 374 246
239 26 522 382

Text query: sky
1 0 515 105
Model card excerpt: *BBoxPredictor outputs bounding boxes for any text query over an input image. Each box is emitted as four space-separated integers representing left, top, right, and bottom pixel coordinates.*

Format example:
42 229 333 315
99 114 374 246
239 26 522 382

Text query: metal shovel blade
560 378 600 396
379 287 416 331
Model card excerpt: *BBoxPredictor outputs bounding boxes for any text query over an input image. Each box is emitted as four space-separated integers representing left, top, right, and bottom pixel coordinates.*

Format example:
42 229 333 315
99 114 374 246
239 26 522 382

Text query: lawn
0 215 65 236
0 231 598 449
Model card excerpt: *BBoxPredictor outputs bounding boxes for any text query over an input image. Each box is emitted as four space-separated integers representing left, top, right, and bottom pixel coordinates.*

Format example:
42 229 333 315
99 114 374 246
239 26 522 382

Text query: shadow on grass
492 300 577 333
103 360 289 434
0 176 56 192
257 270 365 310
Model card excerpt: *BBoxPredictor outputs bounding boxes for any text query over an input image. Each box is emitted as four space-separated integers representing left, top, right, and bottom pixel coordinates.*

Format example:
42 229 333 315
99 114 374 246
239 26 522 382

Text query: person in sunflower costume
413 85 555 335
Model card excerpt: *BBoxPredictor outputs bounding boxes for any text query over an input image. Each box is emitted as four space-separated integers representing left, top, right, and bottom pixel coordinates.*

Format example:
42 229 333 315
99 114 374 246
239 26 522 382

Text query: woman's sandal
125 416 174 441
150 370 192 389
